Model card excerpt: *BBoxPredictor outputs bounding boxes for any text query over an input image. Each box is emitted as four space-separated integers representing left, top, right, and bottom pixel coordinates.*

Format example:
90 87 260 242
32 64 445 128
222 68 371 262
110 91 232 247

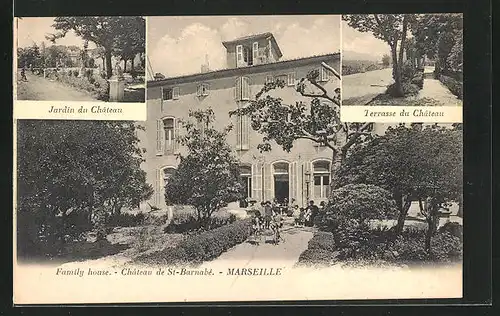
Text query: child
293 205 301 227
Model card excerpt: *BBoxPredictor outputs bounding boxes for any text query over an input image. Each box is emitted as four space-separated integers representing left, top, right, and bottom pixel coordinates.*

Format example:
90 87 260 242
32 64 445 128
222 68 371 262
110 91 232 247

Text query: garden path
16 71 97 101
417 66 462 106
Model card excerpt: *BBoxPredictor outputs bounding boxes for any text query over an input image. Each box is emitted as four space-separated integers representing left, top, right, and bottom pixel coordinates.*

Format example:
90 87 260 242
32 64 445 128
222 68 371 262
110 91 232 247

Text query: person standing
306 200 319 227
264 201 273 229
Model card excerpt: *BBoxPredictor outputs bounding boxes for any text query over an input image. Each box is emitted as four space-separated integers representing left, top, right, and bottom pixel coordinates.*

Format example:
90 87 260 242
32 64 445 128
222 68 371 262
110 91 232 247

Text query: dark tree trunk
105 49 112 79
394 194 412 235
419 197 439 253
457 200 463 218
123 59 127 73
330 148 342 192
131 58 135 72
391 44 403 97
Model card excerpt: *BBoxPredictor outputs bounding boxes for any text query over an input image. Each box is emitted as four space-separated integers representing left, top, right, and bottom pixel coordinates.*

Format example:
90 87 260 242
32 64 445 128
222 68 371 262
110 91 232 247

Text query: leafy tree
47 17 145 79
165 109 243 229
343 14 415 97
17 43 41 68
16 120 153 254
42 45 73 68
381 54 391 67
337 124 463 242
112 16 145 73
412 14 463 75
230 65 372 189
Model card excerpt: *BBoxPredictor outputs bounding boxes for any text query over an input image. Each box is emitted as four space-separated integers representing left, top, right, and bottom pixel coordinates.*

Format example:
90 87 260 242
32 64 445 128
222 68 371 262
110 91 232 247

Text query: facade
142 33 340 210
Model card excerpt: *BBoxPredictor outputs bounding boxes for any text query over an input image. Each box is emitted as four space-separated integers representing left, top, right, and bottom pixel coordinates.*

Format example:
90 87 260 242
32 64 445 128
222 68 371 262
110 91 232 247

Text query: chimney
201 54 210 73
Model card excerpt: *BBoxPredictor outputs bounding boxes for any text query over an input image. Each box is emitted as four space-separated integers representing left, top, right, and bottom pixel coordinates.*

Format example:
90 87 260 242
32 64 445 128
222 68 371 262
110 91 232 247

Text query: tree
17 43 41 68
16 120 153 253
230 64 372 190
337 124 463 242
343 14 414 97
381 54 391 67
165 109 243 229
412 14 463 75
47 17 145 79
112 16 146 73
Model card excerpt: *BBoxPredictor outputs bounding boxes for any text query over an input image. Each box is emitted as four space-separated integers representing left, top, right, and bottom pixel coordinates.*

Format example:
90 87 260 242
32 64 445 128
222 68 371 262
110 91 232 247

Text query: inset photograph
342 14 463 106
15 17 146 102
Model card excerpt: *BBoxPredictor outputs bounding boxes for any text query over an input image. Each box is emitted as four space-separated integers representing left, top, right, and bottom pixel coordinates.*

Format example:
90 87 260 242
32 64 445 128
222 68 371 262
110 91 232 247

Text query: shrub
386 82 420 97
440 75 463 100
307 231 337 253
136 219 253 266
411 72 424 89
107 212 146 227
57 73 109 101
164 209 237 234
296 248 337 266
438 222 463 241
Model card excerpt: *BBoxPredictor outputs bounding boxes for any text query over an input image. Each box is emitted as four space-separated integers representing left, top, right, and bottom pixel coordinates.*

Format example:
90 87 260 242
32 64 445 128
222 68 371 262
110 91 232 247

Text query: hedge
136 219 253 266
164 209 237 234
440 75 463 100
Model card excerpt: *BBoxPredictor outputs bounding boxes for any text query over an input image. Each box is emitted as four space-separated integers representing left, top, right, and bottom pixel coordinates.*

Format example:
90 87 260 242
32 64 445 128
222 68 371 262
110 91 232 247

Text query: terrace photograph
342 14 463 106
15 17 146 102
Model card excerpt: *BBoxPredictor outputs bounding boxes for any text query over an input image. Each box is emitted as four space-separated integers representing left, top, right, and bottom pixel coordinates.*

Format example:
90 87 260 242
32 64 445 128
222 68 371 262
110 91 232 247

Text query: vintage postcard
13 16 147 120
13 14 463 304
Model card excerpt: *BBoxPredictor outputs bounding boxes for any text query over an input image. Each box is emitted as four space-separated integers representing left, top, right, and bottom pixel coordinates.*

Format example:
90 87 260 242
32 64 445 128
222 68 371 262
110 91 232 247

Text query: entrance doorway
273 162 289 203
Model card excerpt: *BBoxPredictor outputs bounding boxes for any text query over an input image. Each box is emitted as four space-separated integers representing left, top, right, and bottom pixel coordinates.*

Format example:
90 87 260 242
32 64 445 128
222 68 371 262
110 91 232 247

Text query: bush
440 75 463 100
136 219 253 266
386 82 420 97
296 248 337 266
307 231 337 252
107 212 146 227
438 222 463 241
57 73 109 101
411 72 424 89
164 209 237 234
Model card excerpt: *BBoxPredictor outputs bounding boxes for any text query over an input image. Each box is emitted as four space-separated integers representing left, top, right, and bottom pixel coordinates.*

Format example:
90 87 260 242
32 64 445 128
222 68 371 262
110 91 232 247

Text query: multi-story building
142 32 340 210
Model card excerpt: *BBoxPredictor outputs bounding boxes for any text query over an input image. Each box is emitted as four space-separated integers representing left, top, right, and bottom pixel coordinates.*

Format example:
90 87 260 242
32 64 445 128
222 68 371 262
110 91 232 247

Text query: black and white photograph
15 17 146 102
14 14 464 303
342 14 463 106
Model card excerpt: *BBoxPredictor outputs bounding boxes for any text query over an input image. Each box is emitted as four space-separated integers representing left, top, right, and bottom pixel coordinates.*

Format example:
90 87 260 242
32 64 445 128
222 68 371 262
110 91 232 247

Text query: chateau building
142 32 340 210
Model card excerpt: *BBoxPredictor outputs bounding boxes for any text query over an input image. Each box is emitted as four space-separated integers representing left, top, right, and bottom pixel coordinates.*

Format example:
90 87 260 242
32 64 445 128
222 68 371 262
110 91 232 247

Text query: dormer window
197 83 209 97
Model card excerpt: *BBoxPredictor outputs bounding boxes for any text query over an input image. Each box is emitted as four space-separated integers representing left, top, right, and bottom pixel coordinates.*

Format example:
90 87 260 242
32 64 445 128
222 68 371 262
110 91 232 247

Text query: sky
341 20 390 61
148 15 341 77
16 17 96 49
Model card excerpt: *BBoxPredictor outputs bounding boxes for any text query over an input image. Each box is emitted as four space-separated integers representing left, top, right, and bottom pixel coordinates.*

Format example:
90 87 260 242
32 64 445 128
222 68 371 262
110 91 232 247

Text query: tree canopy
47 16 145 78
165 109 243 227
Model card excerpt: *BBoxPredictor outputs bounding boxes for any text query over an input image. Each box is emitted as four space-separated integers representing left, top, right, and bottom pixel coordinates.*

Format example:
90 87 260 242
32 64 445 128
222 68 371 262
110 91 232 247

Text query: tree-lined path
17 71 97 101
417 66 462 105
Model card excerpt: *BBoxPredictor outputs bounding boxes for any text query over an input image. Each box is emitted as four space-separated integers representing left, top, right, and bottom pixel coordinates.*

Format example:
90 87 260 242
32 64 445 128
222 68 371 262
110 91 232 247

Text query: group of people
291 200 325 228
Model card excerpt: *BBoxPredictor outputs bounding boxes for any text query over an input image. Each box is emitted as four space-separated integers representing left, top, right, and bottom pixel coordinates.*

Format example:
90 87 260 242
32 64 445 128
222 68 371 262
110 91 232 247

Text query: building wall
141 56 340 210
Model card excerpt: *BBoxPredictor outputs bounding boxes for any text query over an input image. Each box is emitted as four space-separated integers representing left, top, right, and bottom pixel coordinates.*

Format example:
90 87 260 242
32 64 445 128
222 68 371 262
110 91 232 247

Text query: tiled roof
147 52 340 87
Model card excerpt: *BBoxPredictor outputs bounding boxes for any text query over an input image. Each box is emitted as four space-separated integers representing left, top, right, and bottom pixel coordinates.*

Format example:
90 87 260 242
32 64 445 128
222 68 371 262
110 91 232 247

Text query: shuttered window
197 83 209 97
235 102 250 151
172 87 180 99
251 163 263 202
234 77 251 101
252 42 259 65
319 66 332 82
236 45 243 65
287 72 296 86
157 117 179 156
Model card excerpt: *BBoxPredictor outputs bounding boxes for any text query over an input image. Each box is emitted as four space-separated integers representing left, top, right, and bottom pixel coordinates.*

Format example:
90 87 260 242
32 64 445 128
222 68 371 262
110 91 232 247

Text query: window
319 65 333 82
163 167 176 195
240 165 252 199
265 75 274 84
156 117 179 156
236 45 244 65
197 83 209 97
252 42 259 65
234 76 251 101
275 74 287 84
313 160 331 199
162 87 180 101
287 72 296 86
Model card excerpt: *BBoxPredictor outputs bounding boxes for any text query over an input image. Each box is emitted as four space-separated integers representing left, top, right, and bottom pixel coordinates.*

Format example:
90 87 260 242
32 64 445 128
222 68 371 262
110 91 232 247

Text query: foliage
17 44 42 68
230 64 372 188
164 209 237 234
438 222 463 241
337 124 463 242
342 60 385 75
440 75 463 100
107 212 146 228
343 14 414 97
16 120 152 256
165 108 243 228
112 17 146 72
136 219 253 266
48 17 145 79
55 71 110 101
386 82 420 97
319 184 397 256
382 54 391 67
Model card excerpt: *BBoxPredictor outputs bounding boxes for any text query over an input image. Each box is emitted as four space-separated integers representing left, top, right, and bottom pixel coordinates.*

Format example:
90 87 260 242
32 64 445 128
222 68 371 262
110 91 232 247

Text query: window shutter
203 83 209 96
252 42 259 64
241 114 249 150
242 77 250 100
266 75 274 85
320 66 330 82
287 72 296 86
196 84 201 97
155 168 161 206
290 161 297 203
234 77 241 101
156 119 164 155
263 163 273 201
252 163 263 202
173 87 180 99
236 45 243 65
160 87 164 111
174 118 180 152
235 114 242 149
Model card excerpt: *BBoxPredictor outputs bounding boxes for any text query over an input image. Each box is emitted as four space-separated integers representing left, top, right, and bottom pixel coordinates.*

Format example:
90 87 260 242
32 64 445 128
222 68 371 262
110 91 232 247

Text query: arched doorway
273 162 289 203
